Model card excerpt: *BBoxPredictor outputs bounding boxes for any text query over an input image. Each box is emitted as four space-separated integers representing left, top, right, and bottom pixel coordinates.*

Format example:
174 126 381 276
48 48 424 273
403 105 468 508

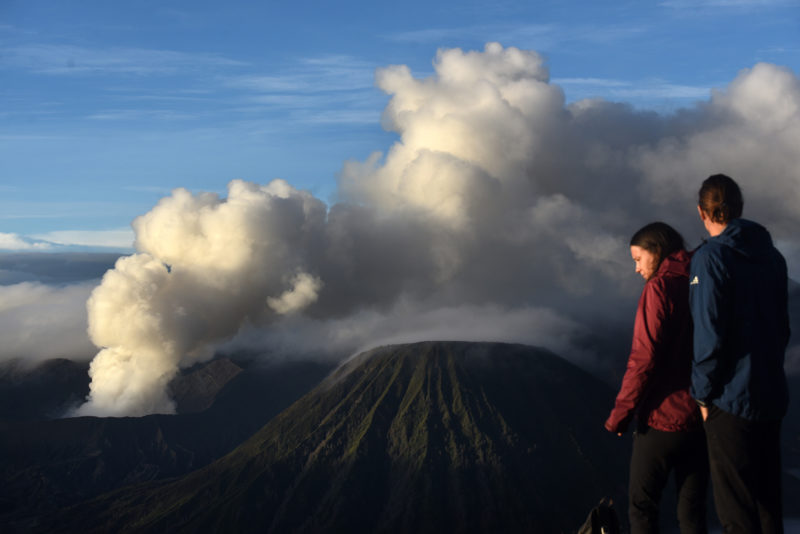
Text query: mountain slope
51 341 628 534
0 358 90 421
0 358 333 532
0 355 244 422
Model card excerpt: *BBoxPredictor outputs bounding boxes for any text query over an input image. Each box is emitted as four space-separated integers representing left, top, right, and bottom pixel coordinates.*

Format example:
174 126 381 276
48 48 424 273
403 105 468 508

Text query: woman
690 174 789 534
605 222 708 534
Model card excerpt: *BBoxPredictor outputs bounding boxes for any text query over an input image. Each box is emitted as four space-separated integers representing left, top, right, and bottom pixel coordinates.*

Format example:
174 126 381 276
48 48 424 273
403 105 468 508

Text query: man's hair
698 174 743 224
630 222 686 268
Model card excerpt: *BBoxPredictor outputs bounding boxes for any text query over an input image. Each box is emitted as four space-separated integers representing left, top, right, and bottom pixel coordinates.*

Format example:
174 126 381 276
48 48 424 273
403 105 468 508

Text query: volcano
48 341 628 533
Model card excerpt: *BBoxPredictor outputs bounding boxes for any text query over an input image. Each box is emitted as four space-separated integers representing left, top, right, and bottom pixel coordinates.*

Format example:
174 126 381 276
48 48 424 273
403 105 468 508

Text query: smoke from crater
75 43 800 416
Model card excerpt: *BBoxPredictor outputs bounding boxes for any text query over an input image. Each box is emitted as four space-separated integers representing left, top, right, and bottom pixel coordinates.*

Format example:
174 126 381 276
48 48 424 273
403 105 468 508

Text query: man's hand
700 405 709 421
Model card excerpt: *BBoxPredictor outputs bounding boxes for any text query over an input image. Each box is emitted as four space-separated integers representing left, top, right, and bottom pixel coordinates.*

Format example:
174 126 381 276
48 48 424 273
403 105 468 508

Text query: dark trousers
629 427 709 534
704 405 783 534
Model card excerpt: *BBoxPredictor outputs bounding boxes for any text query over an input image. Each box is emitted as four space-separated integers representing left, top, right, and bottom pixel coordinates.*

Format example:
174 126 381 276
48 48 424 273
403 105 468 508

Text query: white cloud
227 55 376 93
222 55 383 125
0 200 139 222
267 272 323 315
30 43 800 418
225 301 596 368
0 229 133 252
0 282 95 363
3 44 246 75
230 76 313 93
554 78 630 88
632 62 800 236
386 22 644 50
123 185 176 195
31 228 135 250
0 232 52 251
86 109 198 121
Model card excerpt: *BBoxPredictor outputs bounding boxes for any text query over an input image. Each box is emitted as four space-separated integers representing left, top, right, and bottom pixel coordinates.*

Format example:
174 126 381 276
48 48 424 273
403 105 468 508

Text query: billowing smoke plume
77 43 800 416
78 181 327 416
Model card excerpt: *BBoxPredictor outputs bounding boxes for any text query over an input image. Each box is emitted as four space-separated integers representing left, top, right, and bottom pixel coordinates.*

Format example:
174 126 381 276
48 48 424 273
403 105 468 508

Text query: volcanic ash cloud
76 180 325 416
75 43 800 417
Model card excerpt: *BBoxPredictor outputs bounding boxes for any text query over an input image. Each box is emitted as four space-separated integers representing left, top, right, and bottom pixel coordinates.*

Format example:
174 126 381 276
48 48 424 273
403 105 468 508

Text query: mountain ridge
47 341 629 534
0 358 334 532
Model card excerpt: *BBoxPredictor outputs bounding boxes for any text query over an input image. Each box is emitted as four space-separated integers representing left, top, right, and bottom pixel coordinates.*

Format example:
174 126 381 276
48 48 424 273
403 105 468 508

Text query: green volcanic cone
52 341 628 534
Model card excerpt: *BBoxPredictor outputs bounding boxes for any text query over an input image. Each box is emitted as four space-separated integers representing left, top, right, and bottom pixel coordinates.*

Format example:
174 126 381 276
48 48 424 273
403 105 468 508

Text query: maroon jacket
605 249 701 433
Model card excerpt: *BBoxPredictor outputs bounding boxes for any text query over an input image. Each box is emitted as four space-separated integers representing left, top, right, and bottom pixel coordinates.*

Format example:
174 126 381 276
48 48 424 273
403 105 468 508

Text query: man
690 174 790 534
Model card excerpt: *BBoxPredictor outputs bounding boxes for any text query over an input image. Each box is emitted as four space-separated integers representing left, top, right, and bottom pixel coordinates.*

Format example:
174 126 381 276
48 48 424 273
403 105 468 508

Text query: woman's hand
605 415 629 436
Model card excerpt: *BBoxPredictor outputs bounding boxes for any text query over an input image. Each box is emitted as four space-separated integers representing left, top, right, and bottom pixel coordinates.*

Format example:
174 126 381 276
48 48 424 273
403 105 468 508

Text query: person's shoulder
689 241 728 282
690 241 716 266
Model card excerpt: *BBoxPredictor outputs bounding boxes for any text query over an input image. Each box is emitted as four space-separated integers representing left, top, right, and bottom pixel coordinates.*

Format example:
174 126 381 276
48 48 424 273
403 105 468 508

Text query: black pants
704 405 783 534
629 426 709 534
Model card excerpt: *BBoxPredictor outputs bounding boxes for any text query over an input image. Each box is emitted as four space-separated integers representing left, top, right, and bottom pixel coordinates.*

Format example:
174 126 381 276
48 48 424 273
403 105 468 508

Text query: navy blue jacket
689 218 790 421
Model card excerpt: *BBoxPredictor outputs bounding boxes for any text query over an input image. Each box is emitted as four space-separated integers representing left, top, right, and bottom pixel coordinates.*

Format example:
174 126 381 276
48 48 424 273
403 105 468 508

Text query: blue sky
2 0 799 250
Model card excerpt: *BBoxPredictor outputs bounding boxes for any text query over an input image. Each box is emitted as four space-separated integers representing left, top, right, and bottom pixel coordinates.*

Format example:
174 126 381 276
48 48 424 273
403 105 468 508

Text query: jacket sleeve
605 280 668 434
689 248 730 404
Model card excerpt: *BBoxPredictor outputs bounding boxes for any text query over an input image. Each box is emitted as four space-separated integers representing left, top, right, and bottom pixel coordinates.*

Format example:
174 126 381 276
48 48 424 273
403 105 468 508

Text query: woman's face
630 246 659 281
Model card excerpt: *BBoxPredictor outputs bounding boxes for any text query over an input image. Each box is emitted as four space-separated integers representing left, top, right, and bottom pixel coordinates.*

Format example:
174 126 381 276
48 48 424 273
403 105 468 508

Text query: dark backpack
576 498 620 534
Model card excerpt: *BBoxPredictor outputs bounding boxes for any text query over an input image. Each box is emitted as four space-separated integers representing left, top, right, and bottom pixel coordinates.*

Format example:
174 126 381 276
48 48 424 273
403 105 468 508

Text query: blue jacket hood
711 218 775 260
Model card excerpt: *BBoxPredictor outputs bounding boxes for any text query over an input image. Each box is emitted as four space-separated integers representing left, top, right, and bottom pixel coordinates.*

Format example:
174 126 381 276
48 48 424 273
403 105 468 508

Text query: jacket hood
712 218 775 260
657 248 690 278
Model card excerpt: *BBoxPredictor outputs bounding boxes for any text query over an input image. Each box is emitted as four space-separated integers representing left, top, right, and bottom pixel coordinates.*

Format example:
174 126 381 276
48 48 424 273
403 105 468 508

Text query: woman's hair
630 222 686 267
698 173 743 224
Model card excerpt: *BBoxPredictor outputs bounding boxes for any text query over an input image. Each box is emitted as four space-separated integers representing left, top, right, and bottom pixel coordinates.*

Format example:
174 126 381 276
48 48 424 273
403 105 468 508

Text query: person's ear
697 205 707 221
